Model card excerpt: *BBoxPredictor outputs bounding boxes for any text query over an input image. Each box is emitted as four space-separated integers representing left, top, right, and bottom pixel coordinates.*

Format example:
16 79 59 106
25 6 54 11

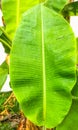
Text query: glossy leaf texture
56 99 78 130
2 0 45 39
45 0 68 13
10 5 76 128
0 61 8 90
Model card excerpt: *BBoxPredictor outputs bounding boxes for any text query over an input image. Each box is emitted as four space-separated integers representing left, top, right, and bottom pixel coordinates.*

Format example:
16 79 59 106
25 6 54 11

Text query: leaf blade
10 5 76 128
2 0 45 39
45 0 68 13
62 1 78 17
56 99 78 130
0 61 8 90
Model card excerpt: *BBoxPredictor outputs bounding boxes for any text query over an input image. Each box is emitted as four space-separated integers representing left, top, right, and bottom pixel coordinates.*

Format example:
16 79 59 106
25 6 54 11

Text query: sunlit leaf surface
45 0 68 12
56 100 78 130
10 4 76 128
2 0 45 39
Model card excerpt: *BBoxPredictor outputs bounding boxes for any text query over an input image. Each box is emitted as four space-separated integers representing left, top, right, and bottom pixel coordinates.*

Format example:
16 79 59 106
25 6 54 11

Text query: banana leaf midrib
41 5 46 121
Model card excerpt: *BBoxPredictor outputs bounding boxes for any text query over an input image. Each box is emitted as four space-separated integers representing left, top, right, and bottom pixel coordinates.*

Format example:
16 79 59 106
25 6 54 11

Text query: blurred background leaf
0 27 12 53
62 1 78 17
56 99 78 130
45 0 68 13
2 0 45 39
0 61 8 90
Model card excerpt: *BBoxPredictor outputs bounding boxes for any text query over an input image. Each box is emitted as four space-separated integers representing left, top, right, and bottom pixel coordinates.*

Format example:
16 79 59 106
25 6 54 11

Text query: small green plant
0 0 78 129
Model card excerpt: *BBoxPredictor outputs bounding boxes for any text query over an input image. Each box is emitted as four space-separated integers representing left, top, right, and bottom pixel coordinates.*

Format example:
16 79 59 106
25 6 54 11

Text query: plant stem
0 38 11 49
0 27 12 42
1 33 12 46
3 92 14 105
42 126 46 130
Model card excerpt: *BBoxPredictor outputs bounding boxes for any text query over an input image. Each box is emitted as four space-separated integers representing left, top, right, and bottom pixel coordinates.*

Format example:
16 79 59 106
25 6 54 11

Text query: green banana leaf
0 61 8 90
56 99 78 130
71 38 78 97
10 4 76 128
77 38 78 64
72 70 78 97
62 1 78 17
45 0 68 13
2 0 45 39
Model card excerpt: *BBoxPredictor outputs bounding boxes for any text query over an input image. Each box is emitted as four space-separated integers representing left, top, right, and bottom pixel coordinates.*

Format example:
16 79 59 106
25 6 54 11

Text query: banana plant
0 0 45 90
0 0 78 129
